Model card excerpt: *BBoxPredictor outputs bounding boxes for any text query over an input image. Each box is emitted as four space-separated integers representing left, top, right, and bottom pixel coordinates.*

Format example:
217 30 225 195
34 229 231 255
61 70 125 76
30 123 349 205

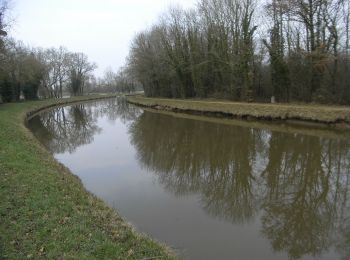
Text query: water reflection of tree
337 213 350 260
261 135 344 258
30 97 141 154
30 104 101 154
93 97 142 124
129 111 267 223
129 111 350 259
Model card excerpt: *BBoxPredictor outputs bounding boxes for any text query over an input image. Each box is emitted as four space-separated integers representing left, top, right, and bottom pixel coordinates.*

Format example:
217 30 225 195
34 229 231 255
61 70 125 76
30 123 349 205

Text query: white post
271 96 276 104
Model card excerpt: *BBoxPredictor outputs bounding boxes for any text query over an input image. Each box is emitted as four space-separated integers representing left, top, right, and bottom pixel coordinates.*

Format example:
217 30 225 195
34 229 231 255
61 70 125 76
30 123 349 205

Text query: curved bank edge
0 94 175 259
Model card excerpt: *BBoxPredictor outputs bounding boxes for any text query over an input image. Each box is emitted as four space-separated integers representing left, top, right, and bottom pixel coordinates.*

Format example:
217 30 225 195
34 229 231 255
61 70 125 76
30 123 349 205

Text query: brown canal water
28 97 350 260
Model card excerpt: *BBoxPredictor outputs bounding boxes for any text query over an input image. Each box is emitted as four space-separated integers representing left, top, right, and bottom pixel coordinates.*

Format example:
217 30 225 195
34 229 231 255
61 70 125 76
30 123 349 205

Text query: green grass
0 96 174 259
127 96 350 126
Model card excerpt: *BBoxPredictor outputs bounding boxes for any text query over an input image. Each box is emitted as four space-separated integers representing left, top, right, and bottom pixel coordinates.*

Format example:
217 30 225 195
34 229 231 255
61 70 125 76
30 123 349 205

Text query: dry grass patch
127 96 350 126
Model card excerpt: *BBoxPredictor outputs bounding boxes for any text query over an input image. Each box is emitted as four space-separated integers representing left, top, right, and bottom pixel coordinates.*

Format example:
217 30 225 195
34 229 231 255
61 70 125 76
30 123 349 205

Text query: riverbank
0 95 174 259
127 96 350 128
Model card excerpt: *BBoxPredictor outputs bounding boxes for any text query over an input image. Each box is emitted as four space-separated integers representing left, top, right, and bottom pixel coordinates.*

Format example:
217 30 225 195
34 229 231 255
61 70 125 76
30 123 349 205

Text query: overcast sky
10 0 198 77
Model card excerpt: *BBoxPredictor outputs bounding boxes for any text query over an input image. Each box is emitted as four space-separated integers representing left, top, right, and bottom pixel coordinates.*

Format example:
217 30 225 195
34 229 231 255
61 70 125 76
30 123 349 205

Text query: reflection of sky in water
28 98 350 260
56 117 133 170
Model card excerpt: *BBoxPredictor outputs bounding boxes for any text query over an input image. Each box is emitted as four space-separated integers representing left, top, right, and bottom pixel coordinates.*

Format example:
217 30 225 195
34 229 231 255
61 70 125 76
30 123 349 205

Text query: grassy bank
0 95 174 259
127 96 350 127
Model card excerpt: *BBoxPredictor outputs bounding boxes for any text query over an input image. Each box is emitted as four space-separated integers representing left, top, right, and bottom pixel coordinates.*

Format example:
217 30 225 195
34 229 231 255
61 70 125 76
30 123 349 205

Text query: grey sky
10 0 198 77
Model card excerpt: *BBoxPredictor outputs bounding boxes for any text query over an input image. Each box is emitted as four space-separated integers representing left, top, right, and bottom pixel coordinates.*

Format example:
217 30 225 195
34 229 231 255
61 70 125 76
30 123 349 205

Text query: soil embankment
127 96 350 129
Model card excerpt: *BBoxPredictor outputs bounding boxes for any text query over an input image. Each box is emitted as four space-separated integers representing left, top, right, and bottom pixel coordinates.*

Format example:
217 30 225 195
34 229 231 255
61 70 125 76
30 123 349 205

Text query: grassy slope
127 96 350 125
0 96 173 259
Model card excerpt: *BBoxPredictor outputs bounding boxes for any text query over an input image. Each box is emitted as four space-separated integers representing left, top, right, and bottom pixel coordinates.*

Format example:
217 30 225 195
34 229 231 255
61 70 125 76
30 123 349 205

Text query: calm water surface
28 98 350 260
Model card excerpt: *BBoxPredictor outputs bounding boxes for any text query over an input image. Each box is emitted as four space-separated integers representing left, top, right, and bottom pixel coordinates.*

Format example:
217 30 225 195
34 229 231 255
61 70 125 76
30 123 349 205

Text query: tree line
0 39 97 102
0 0 142 103
0 2 97 101
91 67 138 94
127 0 350 104
0 1 99 103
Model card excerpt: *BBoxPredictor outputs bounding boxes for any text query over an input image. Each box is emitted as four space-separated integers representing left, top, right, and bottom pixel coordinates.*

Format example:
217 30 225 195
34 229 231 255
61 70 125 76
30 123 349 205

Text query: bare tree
67 52 97 96
38 46 70 98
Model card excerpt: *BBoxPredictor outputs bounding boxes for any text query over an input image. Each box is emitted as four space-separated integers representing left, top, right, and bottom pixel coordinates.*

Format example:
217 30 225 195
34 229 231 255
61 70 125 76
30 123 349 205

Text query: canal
28 97 350 260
